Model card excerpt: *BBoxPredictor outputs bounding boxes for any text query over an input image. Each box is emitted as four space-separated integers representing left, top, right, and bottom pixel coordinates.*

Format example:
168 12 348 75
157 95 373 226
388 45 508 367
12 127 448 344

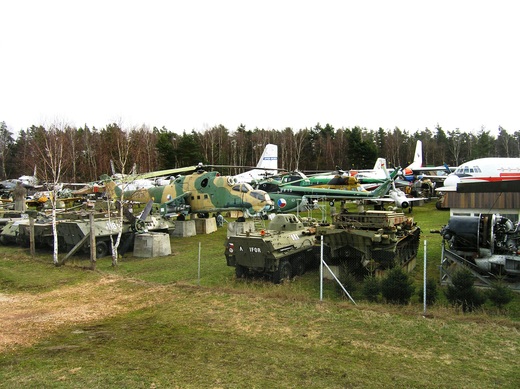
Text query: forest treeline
0 121 518 183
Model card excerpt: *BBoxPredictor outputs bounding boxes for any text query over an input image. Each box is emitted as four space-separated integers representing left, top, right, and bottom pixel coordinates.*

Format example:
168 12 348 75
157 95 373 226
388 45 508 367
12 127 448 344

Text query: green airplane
254 174 395 213
103 165 274 218
276 170 366 191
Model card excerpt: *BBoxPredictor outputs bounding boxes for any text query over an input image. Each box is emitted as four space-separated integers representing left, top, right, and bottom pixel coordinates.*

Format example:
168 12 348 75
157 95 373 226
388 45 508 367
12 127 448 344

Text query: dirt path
0 276 165 352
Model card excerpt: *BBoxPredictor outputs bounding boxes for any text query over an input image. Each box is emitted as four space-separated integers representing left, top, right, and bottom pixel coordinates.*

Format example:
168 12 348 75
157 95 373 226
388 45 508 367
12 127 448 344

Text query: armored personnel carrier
225 214 318 283
1 207 175 258
225 209 421 283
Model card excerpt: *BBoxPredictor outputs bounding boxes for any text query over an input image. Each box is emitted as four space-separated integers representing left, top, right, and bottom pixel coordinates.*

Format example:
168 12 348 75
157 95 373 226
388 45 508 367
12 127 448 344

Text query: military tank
225 214 318 283
225 209 421 283
316 209 421 277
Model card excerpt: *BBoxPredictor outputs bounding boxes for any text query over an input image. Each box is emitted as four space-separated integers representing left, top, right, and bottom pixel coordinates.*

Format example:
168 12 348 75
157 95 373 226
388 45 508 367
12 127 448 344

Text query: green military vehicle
225 214 318 283
225 209 421 283
56 212 175 257
316 209 421 277
1 207 175 258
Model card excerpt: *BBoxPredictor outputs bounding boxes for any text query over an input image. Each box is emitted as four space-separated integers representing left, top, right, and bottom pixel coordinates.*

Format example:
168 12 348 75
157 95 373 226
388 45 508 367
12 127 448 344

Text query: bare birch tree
107 123 133 267
33 122 69 266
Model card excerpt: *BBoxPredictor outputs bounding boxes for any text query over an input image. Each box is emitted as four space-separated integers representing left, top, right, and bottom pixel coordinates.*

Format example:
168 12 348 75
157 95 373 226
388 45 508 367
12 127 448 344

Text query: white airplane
111 144 278 191
354 141 432 183
352 158 388 181
355 164 427 210
353 141 427 187
233 144 278 183
17 166 39 188
439 157 520 192
371 177 427 210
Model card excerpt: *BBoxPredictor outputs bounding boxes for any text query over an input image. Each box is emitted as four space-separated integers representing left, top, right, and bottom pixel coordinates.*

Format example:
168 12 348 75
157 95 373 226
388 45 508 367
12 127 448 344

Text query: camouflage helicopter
103 164 274 218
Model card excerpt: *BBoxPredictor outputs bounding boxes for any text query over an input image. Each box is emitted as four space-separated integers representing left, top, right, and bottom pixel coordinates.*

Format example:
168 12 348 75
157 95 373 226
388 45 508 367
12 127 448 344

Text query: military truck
225 209 421 283
225 214 318 283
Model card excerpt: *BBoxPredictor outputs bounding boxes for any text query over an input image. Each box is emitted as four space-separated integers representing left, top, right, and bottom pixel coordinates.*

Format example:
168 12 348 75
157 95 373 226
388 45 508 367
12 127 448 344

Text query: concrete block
133 232 172 258
323 265 340 280
172 220 197 237
195 218 217 234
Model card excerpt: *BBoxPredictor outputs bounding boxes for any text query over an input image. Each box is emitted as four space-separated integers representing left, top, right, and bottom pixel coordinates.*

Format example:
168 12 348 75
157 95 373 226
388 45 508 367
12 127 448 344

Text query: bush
362 275 381 302
336 270 358 298
418 278 438 306
487 281 514 309
445 269 486 312
381 267 415 305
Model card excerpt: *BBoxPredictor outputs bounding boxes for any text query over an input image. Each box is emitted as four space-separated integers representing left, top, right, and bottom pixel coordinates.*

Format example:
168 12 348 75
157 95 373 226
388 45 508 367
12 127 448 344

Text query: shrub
445 269 486 312
381 267 415 305
418 278 438 306
362 275 381 302
487 281 514 309
336 269 358 298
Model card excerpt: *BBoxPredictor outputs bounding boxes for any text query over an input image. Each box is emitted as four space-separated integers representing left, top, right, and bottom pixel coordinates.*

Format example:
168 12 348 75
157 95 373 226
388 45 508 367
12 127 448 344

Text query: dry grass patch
0 275 170 352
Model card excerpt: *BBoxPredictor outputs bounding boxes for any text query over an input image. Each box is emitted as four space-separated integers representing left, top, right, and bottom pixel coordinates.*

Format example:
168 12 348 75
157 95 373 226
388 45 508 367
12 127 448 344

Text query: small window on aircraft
204 194 208 199
250 191 266 201
197 195 201 200
232 184 250 193
201 178 209 187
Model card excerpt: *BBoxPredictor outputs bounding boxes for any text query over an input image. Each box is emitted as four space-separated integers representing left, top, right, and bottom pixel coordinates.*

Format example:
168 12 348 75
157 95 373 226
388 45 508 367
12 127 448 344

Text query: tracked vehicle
316 209 421 277
225 209 421 283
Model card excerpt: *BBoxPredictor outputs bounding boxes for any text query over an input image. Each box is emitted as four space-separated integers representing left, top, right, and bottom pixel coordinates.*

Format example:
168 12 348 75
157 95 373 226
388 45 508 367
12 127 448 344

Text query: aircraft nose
443 174 460 188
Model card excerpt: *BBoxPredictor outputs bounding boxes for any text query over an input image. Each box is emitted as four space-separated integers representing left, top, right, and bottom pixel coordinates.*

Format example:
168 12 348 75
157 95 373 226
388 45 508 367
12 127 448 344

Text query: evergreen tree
418 278 438 306
445 269 486 312
381 267 415 305
487 281 513 309
362 275 381 302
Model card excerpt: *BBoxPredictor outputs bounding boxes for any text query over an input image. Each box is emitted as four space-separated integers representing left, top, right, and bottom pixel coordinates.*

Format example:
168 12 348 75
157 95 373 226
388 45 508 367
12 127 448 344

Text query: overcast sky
1 1 518 137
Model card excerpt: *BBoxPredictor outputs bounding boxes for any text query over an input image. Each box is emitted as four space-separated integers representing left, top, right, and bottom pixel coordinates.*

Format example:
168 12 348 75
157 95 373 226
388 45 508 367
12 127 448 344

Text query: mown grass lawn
1 201 519 388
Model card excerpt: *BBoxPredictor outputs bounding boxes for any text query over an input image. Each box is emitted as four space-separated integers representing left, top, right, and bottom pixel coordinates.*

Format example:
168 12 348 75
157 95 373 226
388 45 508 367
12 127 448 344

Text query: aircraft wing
276 179 393 200
61 182 91 187
375 196 427 203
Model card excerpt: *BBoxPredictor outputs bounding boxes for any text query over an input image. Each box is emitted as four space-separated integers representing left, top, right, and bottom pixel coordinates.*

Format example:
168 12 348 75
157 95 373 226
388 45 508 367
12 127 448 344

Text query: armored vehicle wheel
132 219 146 233
96 241 109 258
272 260 292 284
235 264 249 279
292 257 306 276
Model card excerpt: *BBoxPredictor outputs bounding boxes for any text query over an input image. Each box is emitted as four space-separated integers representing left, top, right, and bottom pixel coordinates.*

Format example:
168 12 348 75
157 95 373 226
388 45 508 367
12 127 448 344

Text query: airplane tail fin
256 144 278 170
406 140 423 170
373 158 387 171
367 165 394 197
100 174 121 199
371 179 393 198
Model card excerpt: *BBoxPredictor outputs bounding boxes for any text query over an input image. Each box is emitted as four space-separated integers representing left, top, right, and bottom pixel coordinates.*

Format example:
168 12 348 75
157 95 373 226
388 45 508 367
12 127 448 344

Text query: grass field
1 201 519 388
